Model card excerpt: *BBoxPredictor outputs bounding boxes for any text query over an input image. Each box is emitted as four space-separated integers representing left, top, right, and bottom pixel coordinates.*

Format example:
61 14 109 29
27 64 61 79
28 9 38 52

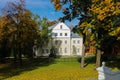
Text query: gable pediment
53 22 70 30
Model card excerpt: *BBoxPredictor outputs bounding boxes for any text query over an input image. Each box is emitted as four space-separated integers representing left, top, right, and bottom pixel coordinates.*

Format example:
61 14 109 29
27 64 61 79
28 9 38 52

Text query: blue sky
0 0 79 26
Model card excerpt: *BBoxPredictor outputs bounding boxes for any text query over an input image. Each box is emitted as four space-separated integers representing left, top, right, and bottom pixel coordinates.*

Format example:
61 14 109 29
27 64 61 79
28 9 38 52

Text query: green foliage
33 15 51 48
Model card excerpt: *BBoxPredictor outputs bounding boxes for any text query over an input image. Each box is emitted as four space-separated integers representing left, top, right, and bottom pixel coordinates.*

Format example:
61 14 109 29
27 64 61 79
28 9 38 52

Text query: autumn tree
89 0 120 65
0 16 11 63
51 0 120 67
0 0 39 64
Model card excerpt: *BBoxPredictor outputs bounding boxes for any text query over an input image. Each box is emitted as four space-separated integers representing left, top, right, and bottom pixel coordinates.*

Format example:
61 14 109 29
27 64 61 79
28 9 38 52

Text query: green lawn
2 63 97 80
1 55 119 80
0 57 98 80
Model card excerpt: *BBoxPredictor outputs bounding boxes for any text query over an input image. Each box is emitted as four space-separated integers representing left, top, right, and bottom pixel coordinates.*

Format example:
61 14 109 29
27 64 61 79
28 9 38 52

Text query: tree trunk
18 44 22 65
81 44 85 68
13 51 17 64
19 51 22 65
95 49 101 68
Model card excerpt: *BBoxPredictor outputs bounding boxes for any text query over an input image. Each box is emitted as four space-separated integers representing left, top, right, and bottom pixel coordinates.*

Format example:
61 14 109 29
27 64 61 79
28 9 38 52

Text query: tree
89 0 120 65
0 16 11 63
0 0 39 64
33 15 52 54
50 0 120 67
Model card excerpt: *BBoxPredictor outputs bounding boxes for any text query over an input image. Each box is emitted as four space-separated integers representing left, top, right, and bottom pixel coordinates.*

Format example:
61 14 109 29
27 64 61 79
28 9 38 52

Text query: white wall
53 37 71 56
71 38 83 55
52 22 71 38
37 22 83 56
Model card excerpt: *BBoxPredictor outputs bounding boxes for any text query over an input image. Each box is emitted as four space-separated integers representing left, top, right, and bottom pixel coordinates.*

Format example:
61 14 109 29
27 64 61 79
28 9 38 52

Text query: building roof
71 32 82 38
48 23 59 30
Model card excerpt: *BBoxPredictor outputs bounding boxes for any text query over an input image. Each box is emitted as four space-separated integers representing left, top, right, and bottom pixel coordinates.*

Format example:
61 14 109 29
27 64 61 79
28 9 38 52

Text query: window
59 48 62 53
52 33 54 36
65 40 67 44
60 40 62 44
60 33 62 36
55 48 58 53
52 33 55 36
46 49 49 53
64 48 67 53
77 49 80 53
73 40 75 44
77 40 80 44
65 33 67 36
58 40 62 44
60 25 62 29
55 33 58 36
42 49 44 53
55 40 58 45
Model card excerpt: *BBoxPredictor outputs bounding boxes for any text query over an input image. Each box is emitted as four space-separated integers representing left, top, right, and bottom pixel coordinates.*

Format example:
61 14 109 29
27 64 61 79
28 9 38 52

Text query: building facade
37 22 83 56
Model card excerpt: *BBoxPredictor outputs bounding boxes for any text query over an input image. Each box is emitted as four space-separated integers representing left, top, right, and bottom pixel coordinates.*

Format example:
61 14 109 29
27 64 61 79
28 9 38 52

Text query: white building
37 22 83 56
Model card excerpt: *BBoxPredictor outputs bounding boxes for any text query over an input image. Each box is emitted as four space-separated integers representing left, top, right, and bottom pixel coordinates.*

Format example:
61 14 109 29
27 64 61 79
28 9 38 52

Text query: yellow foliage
52 0 61 10
90 34 95 41
104 0 112 4
109 27 120 40
90 0 120 21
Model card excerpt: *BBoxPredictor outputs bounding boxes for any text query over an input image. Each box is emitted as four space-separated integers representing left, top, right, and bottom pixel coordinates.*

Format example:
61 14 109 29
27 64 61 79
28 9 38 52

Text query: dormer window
60 25 62 29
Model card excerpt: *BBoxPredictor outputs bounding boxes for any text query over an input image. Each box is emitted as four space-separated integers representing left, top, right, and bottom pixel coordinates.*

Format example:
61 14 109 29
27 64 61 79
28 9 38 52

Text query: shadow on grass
0 57 56 80
77 55 96 67
76 54 120 69
81 54 120 69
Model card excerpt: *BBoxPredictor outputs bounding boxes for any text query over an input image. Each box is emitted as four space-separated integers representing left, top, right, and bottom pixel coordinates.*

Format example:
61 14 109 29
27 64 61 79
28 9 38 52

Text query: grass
1 55 120 80
0 55 120 80
1 63 98 80
0 56 98 80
